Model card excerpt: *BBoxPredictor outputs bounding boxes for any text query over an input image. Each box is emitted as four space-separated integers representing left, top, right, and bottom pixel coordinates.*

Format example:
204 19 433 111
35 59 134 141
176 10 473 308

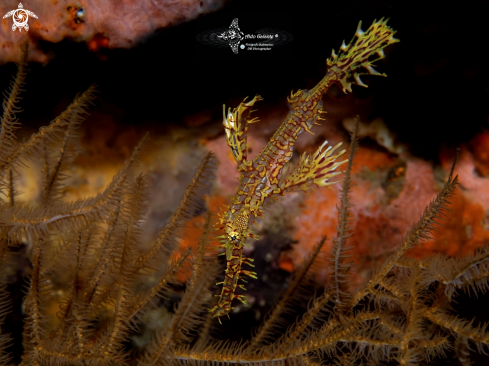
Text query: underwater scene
0 0 488 365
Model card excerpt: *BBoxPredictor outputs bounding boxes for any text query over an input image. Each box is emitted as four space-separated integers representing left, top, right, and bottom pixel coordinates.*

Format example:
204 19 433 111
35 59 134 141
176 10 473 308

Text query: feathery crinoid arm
222 95 263 170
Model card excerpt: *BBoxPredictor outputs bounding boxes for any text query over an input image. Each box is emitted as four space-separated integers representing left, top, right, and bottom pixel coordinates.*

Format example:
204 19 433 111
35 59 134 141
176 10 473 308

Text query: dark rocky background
0 0 488 160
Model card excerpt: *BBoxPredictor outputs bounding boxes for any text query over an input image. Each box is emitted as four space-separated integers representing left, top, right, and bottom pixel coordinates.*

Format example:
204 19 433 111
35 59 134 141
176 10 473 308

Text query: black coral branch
329 116 359 310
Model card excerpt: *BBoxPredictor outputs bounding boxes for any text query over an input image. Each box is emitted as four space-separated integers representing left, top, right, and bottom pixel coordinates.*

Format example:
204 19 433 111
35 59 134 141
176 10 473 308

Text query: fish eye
229 232 239 241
